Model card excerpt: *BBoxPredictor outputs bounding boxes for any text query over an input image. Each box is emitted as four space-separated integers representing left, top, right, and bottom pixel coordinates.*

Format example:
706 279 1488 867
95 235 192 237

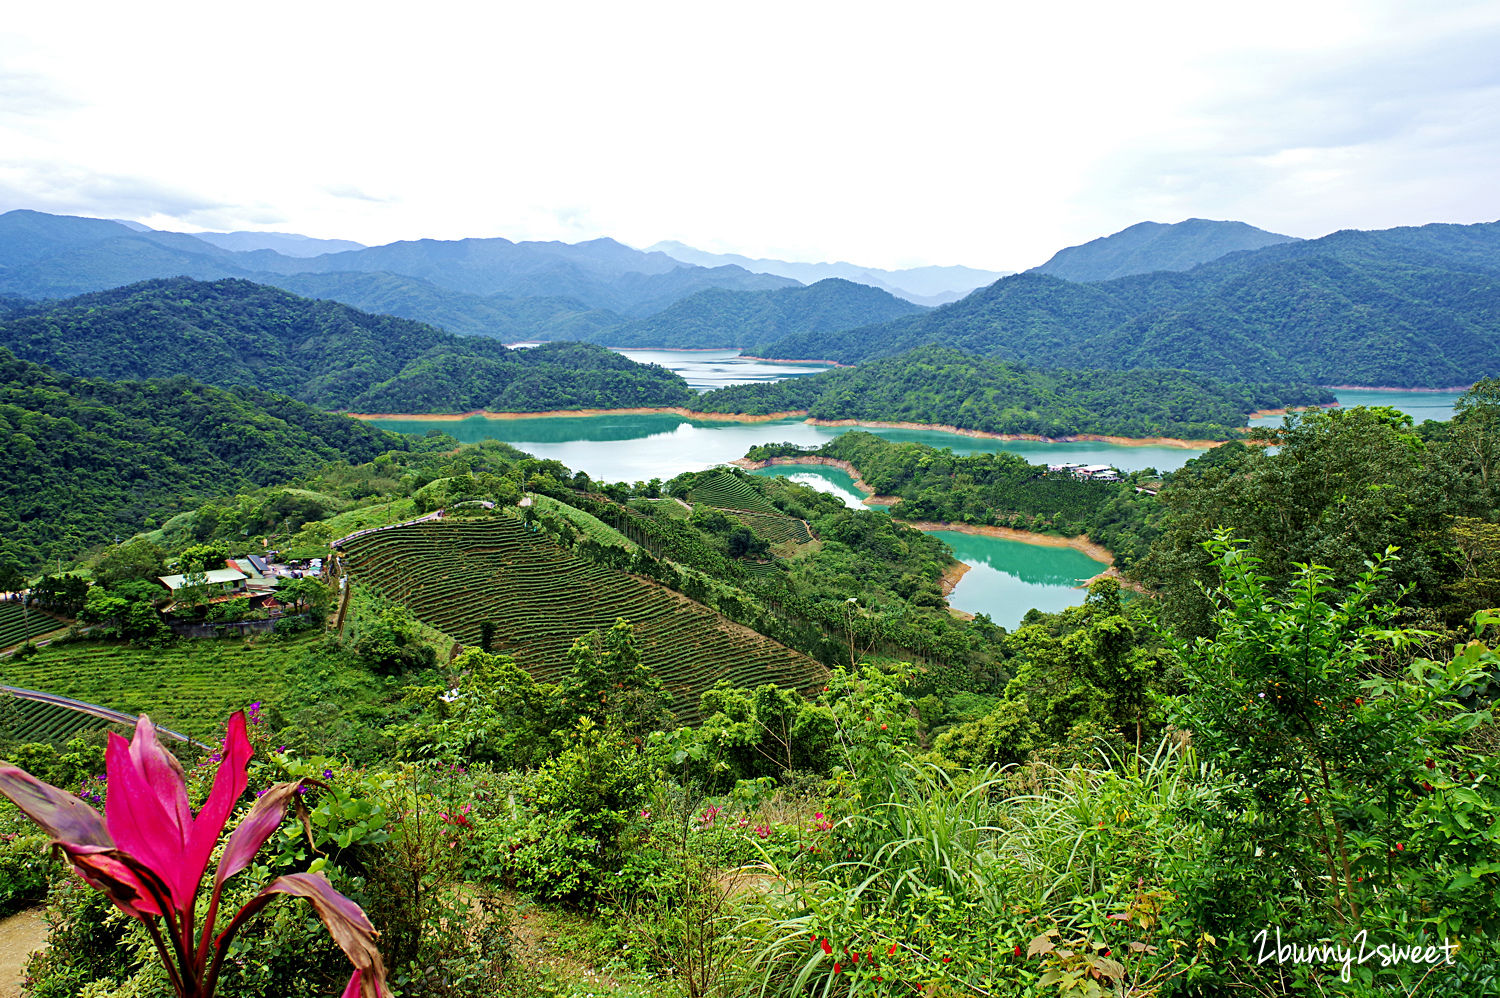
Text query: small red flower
942 956 951 963
833 962 842 974
1015 944 1023 957
888 943 898 956
1425 758 1436 769
821 938 832 955
1396 842 1404 851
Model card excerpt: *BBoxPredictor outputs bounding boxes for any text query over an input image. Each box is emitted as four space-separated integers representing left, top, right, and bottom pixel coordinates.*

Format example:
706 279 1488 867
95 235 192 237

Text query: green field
733 510 814 547
0 603 61 649
687 470 782 514
0 695 110 743
530 495 639 551
0 634 320 742
338 517 824 723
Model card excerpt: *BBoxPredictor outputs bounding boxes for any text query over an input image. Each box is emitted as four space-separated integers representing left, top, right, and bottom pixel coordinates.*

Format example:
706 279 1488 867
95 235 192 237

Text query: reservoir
367 354 1466 629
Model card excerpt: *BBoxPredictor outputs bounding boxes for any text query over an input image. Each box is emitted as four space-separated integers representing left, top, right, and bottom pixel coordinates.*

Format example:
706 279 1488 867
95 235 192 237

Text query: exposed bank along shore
349 408 1229 448
733 456 1119 587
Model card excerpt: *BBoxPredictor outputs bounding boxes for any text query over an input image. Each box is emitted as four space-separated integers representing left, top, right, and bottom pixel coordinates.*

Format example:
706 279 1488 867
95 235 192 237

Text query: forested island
693 345 1334 439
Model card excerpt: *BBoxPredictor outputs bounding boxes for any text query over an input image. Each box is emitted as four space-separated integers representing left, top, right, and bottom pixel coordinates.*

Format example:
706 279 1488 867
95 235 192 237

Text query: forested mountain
647 240 1006 305
595 279 926 349
268 271 626 341
0 278 693 412
0 348 412 566
244 235 801 314
760 219 1500 387
0 210 801 322
1029 218 1297 281
693 345 1333 438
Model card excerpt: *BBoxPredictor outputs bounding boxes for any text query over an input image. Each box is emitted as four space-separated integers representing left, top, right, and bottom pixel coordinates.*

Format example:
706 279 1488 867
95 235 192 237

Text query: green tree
557 619 673 739
1176 536 1500 985
93 538 166 587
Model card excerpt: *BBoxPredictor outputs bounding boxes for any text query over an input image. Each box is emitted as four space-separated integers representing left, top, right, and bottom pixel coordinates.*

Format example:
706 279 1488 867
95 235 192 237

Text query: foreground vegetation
0 383 1495 995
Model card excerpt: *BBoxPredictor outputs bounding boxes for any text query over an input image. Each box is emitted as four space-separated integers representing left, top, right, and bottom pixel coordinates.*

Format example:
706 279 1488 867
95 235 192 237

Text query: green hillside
0 277 693 412
336 517 825 722
760 220 1500 387
693 346 1334 438
1029 218 1297 281
0 348 412 567
595 278 925 349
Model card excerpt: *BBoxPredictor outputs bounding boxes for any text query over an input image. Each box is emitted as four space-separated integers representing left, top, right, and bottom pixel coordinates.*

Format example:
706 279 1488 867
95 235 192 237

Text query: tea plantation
337 517 825 722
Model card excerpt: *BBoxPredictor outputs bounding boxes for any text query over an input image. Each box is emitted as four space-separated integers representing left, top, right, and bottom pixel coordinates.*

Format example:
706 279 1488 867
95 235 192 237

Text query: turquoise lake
370 353 1466 628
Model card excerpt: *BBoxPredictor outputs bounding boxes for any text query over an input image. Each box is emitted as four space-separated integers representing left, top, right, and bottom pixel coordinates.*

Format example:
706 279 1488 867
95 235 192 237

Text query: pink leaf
185 712 252 896
57 844 172 919
214 781 300 890
104 728 195 910
0 766 112 848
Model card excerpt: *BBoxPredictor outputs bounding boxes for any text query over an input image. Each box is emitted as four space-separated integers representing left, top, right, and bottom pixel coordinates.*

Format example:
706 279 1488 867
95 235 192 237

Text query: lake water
369 354 1465 629
1248 389 1466 427
745 463 1107 628
614 348 832 391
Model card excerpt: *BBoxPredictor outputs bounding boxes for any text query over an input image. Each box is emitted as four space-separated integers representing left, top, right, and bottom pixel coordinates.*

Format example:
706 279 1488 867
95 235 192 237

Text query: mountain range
757 219 1500 387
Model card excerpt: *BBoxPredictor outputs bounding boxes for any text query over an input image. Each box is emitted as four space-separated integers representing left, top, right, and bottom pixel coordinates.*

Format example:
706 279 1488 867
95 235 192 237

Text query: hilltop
1028 218 1297 281
0 277 694 412
594 278 926 350
758 219 1500 387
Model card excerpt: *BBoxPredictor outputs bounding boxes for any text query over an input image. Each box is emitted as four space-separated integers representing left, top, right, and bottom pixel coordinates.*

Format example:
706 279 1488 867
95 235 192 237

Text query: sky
2 0 1498 272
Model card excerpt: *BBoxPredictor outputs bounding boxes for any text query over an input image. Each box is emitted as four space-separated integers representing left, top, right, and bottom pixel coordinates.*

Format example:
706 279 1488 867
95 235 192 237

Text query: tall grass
732 736 1211 996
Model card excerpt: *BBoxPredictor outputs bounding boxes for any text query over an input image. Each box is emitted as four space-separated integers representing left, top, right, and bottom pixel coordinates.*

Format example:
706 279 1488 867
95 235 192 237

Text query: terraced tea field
735 511 814 547
338 518 824 722
0 603 59 649
688 471 782 514
0 695 108 743
0 634 319 742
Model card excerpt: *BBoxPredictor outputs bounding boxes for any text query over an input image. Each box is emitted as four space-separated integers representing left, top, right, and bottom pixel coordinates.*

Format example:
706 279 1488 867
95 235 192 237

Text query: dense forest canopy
0 278 695 413
693 345 1334 438
0 348 420 567
759 219 1500 387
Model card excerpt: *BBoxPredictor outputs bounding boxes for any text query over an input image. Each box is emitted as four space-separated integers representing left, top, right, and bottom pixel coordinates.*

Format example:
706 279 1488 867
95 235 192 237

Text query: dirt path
0 909 47 998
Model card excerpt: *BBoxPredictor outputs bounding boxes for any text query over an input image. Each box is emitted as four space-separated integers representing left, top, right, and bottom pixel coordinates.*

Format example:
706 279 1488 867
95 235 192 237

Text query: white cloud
0 0 1497 271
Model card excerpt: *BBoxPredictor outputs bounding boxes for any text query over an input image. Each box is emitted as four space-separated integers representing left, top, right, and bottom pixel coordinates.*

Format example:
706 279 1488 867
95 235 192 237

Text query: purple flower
323 769 335 780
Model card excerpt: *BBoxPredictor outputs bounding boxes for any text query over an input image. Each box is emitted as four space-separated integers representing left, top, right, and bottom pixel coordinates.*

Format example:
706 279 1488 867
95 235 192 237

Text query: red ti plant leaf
214 873 387 998
104 712 252 914
213 781 302 890
0 766 113 847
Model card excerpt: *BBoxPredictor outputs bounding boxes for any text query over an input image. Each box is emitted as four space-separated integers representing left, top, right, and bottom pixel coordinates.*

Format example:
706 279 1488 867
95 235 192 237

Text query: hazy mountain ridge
1029 218 1299 282
0 210 799 320
758 219 1500 387
648 240 1006 304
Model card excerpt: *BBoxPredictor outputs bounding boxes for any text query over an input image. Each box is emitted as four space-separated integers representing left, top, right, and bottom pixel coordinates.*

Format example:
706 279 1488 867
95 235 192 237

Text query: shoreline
900 521 1115 567
355 407 1226 449
1245 402 1341 419
737 456 1118 567
731 456 903 504
801 417 1224 448
347 406 810 423
1323 384 1473 392
939 560 971 597
738 354 853 368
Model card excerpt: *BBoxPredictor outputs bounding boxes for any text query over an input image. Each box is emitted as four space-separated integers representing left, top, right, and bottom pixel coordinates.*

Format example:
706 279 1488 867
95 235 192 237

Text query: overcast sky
2 0 1497 272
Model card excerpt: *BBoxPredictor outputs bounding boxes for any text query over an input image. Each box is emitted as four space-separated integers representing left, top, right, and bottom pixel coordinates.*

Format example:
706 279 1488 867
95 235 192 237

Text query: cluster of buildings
1046 462 1122 482
154 554 323 613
